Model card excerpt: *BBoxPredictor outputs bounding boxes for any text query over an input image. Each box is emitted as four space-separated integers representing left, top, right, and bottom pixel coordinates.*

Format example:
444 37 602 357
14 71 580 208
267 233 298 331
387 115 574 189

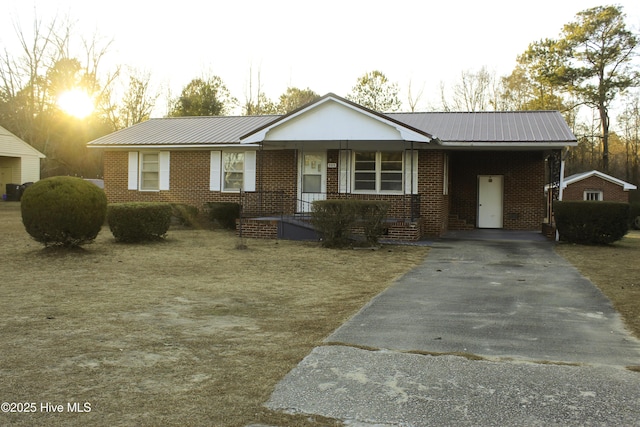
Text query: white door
298 152 326 212
478 175 503 228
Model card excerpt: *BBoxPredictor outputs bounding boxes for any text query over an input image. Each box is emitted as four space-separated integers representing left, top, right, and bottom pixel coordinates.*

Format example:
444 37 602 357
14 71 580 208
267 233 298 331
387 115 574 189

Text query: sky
1 0 640 117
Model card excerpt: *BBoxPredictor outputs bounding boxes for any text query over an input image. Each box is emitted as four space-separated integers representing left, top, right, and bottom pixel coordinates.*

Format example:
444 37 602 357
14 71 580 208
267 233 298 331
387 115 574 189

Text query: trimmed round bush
554 201 629 244
107 202 172 242
21 176 107 247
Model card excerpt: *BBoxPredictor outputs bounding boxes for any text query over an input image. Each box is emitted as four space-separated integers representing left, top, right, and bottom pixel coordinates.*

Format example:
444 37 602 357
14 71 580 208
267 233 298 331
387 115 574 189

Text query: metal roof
388 111 576 143
87 107 576 148
87 115 277 147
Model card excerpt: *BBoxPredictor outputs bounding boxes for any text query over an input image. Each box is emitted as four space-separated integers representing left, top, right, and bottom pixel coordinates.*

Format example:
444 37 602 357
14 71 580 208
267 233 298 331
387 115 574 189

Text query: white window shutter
244 151 256 192
210 151 221 191
339 150 351 193
128 152 138 190
404 150 419 194
159 152 170 190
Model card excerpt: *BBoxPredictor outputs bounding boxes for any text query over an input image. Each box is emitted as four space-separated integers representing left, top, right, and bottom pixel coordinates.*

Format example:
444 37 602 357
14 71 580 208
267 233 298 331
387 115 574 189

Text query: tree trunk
599 105 609 172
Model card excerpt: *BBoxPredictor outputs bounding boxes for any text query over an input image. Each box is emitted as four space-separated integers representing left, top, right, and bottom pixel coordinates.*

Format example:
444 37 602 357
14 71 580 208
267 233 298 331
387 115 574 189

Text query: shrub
356 201 390 246
206 202 240 229
107 202 172 242
171 203 199 227
554 201 629 244
21 176 107 247
311 200 390 248
629 202 640 230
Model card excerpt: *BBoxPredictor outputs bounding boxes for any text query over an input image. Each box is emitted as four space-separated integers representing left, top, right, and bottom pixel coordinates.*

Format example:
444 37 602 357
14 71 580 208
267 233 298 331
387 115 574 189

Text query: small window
584 190 603 201
223 152 244 191
140 153 159 190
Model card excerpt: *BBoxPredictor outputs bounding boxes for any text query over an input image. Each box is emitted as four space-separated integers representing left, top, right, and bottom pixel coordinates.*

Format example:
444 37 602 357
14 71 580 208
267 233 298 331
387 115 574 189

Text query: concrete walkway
266 234 640 426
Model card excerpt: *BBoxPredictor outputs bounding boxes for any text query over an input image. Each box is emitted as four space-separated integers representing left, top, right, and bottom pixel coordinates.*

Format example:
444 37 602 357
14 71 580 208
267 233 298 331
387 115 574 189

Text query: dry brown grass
0 202 428 426
555 230 640 339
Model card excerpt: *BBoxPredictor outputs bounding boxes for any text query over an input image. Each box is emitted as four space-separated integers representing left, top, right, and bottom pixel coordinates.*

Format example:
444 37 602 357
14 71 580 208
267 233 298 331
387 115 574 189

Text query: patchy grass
555 230 640 339
0 202 428 426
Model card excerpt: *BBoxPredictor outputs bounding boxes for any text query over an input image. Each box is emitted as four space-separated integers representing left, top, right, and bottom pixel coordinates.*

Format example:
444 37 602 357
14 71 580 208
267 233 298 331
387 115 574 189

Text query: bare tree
407 79 424 112
440 67 498 112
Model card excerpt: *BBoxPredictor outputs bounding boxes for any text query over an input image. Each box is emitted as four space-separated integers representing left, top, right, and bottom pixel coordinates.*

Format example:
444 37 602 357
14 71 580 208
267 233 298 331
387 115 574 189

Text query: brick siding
104 148 547 239
563 176 630 202
449 151 546 230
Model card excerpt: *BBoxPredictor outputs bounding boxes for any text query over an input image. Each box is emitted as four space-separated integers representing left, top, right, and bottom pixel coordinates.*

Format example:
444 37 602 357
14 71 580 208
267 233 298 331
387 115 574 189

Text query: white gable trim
562 170 637 191
241 95 431 144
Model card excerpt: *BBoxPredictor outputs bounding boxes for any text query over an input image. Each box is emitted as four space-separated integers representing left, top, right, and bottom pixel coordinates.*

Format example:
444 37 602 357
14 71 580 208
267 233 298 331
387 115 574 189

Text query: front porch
235 191 424 241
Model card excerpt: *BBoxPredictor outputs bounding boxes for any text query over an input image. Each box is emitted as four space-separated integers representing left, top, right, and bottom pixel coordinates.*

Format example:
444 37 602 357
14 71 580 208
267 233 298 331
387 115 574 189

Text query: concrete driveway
266 233 640 426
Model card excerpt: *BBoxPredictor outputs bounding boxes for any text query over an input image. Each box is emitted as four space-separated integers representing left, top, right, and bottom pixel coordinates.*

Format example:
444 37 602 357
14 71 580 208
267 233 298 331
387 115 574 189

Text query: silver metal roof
388 111 576 143
87 110 576 147
87 115 277 146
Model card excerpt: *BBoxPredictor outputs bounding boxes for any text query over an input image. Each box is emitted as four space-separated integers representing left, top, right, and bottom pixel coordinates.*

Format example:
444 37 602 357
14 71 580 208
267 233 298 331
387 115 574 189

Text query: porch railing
239 191 421 222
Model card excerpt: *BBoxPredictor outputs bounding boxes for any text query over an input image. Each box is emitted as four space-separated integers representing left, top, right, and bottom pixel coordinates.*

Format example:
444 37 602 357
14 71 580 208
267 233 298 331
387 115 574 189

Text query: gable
563 170 636 191
0 126 46 158
241 95 431 144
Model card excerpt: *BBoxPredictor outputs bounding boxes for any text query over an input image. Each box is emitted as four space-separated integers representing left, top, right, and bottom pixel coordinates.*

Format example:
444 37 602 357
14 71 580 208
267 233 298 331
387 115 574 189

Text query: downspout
556 150 566 242
410 141 415 222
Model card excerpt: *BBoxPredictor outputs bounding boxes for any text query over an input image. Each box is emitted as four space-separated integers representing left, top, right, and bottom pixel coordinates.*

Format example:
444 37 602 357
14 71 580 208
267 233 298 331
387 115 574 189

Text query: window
302 153 323 193
128 151 170 191
354 151 403 193
210 150 256 192
584 190 603 201
223 152 244 191
140 153 159 190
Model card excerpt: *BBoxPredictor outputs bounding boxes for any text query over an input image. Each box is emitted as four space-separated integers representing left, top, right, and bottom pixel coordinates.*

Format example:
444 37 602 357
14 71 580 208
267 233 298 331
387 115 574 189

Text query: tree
0 13 117 177
346 70 402 112
440 67 497 112
618 93 640 184
102 69 158 129
276 87 320 114
502 40 570 112
556 5 639 172
169 76 236 117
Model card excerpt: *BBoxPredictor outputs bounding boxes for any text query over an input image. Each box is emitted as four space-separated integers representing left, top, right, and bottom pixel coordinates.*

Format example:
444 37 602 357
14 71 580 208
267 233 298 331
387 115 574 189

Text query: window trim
584 189 603 201
209 150 256 193
128 151 170 192
352 151 404 194
140 152 160 191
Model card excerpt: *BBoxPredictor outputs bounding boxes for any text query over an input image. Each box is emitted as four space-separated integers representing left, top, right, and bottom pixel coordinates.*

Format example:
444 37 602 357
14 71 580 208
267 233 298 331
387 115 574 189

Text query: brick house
87 93 577 240
561 170 637 202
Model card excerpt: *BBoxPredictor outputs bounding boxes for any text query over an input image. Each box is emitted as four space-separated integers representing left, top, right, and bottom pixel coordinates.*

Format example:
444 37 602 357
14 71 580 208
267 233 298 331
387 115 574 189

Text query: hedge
554 201 629 244
311 199 390 248
206 202 240 229
21 176 107 247
107 202 172 242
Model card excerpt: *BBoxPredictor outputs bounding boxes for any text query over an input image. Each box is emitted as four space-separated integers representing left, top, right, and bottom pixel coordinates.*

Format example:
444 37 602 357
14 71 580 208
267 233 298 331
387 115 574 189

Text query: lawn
0 202 428 426
555 229 640 339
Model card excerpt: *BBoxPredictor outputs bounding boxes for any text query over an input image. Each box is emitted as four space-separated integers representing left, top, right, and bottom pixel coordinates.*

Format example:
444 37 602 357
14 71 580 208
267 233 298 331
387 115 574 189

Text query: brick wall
563 176 630 202
449 151 545 230
104 150 298 211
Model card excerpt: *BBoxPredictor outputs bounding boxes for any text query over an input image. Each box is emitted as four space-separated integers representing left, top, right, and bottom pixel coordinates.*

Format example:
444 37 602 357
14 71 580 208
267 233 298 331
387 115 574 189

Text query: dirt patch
0 203 428 426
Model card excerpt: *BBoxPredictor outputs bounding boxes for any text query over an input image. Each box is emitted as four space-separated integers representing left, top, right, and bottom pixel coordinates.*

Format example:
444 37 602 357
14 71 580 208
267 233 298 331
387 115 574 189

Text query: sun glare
57 89 94 119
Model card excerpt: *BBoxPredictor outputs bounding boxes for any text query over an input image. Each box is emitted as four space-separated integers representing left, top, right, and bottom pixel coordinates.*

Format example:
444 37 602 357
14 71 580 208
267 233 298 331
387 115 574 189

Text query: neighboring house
561 170 637 202
87 93 577 240
0 125 45 200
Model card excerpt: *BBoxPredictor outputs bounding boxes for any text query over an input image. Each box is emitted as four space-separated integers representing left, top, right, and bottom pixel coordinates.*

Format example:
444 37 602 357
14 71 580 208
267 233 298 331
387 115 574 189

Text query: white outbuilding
0 125 45 200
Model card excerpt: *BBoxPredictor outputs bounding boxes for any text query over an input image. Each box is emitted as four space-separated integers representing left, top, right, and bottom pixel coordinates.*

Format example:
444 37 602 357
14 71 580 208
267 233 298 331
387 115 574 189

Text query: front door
478 175 503 228
298 152 326 212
